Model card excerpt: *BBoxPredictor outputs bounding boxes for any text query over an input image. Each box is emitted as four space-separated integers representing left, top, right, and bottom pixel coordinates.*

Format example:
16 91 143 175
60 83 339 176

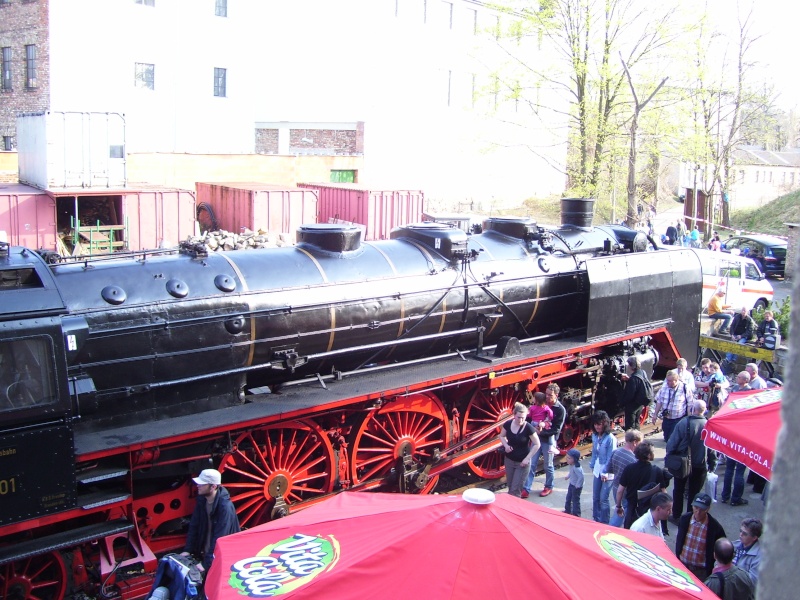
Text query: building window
2 136 12 152
135 62 155 89
135 0 155 6
214 67 227 97
1 47 11 91
215 0 227 17
330 170 356 183
739 170 744 184
25 44 36 89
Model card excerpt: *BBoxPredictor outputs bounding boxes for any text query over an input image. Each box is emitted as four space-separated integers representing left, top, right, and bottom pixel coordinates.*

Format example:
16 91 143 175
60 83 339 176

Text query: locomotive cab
0 244 77 526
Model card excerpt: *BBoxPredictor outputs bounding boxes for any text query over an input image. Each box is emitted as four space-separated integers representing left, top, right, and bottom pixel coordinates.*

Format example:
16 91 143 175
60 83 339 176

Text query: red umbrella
205 490 718 599
702 388 782 481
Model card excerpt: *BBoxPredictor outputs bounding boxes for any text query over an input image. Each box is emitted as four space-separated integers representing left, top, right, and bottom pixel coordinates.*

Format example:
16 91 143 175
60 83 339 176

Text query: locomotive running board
0 518 133 566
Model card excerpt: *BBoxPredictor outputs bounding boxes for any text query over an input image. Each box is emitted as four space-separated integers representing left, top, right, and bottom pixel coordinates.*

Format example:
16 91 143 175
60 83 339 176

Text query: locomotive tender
0 204 701 598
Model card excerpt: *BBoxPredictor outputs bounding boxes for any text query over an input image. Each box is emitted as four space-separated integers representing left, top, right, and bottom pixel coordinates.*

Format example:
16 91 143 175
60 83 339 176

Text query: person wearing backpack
615 440 671 529
664 400 717 521
620 356 653 430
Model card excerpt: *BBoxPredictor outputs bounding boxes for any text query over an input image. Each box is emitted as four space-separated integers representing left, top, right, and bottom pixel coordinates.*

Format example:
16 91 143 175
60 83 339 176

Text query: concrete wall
127 153 364 192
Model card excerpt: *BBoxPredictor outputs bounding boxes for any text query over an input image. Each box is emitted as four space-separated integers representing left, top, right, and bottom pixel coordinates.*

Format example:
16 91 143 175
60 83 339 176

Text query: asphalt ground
497 428 766 557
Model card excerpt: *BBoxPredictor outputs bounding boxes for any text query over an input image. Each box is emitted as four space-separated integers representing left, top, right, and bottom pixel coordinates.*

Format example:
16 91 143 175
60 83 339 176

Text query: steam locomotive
0 202 701 598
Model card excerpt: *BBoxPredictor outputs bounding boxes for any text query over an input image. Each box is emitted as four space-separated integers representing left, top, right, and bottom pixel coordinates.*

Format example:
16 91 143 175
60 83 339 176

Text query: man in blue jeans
721 458 749 506
522 383 565 498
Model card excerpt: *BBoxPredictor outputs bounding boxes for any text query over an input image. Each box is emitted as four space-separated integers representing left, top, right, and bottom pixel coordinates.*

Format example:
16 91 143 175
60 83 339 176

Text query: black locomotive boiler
0 206 701 599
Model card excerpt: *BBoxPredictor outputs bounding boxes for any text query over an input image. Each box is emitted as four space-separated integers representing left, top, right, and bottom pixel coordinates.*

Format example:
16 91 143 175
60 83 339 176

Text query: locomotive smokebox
560 198 595 230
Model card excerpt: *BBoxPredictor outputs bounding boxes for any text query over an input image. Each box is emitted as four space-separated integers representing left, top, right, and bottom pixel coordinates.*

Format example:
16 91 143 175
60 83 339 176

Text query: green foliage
752 297 791 339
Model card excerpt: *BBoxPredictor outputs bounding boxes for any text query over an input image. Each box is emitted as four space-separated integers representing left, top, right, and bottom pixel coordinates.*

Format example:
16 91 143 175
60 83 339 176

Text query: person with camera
653 370 690 443
696 361 728 415
664 400 717 522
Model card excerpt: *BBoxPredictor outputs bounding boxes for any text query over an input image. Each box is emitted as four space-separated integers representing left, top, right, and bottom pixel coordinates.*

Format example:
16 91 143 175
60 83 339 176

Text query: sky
708 0 800 111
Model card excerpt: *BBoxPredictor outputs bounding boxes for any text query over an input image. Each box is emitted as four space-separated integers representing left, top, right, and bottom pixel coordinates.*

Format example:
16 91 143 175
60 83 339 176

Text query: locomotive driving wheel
220 420 335 527
0 551 67 600
558 420 582 452
350 392 450 493
461 386 522 479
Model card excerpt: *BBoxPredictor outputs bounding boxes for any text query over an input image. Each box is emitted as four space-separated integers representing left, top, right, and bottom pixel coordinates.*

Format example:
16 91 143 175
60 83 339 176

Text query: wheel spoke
220 420 335 523
350 393 449 493
0 552 66 600
463 386 521 479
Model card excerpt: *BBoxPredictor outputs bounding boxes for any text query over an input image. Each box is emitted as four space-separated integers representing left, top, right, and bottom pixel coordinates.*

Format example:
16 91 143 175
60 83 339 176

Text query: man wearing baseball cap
181 468 240 573
675 492 727 582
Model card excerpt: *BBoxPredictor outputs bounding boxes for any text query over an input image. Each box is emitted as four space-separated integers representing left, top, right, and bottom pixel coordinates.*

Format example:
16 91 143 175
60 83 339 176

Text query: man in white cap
181 468 240 573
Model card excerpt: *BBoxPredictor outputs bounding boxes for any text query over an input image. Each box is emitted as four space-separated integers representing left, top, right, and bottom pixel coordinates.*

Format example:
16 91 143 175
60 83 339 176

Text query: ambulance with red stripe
694 249 774 313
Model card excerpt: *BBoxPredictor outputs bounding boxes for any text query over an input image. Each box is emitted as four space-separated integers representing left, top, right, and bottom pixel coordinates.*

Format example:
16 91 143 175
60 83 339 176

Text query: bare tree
620 55 668 227
689 4 779 230
491 0 680 200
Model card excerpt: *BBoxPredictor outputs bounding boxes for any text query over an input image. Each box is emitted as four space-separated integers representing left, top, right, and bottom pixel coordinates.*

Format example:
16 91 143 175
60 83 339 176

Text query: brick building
0 0 49 151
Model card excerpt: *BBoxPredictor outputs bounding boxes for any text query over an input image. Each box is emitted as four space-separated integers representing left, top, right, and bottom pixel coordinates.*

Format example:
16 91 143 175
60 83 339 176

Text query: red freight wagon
195 183 318 241
0 183 57 251
1 186 196 256
298 182 424 241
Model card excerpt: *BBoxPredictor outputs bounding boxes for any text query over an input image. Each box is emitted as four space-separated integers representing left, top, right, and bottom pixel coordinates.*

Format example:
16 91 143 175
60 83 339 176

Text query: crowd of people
502 356 766 599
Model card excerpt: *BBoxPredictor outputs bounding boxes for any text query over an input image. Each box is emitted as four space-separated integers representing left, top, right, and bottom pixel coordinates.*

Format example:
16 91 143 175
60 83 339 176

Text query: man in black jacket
665 400 717 520
182 468 241 573
725 307 757 367
675 493 726 582
620 356 650 430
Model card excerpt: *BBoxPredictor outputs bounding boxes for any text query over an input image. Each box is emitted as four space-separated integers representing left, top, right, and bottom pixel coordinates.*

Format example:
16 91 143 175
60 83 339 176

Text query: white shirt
630 510 664 539
677 368 696 395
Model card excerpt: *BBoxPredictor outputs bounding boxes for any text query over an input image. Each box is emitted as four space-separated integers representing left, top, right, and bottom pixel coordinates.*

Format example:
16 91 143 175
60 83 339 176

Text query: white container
17 111 127 190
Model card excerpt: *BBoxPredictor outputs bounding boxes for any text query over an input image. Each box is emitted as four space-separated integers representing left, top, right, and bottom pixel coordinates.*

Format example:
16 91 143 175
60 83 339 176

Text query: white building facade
11 0 568 207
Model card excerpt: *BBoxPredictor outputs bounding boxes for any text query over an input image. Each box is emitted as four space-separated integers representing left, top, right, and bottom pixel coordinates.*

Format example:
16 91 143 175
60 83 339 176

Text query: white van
693 249 774 313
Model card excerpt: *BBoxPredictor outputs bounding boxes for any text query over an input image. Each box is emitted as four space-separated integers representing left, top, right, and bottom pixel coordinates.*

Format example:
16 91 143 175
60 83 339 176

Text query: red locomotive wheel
639 406 650 426
0 551 67 600
462 386 522 479
557 420 582 452
350 392 450 493
220 420 335 527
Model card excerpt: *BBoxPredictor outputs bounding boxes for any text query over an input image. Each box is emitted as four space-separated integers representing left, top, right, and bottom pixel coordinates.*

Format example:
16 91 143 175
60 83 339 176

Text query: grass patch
729 191 800 236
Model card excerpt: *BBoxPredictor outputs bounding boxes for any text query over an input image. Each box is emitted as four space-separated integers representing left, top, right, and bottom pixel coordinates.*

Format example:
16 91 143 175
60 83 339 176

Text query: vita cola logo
595 531 701 591
229 533 339 597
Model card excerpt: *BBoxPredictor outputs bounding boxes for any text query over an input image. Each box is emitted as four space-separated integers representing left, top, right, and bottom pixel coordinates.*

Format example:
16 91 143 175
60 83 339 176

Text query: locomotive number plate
0 425 76 526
